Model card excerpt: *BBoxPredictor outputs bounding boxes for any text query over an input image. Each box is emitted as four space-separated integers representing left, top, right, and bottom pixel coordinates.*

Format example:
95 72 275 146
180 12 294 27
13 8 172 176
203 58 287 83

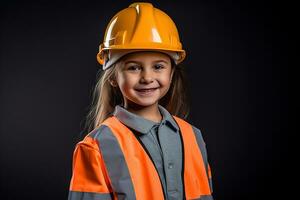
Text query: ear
109 79 118 87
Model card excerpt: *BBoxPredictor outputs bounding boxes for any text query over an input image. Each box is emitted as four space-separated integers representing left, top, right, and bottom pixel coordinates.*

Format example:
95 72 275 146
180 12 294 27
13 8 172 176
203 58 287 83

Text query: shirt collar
113 104 179 134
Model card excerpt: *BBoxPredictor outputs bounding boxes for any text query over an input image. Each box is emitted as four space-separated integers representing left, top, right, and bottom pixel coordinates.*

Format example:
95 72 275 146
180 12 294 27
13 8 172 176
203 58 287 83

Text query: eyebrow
124 59 169 65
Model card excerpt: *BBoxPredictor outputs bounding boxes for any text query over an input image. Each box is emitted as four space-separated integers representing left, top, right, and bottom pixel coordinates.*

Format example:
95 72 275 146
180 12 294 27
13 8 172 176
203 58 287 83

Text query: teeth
138 88 156 92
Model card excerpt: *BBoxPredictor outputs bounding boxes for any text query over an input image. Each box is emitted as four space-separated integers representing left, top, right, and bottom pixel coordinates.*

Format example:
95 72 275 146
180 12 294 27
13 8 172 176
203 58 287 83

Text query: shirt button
168 163 174 169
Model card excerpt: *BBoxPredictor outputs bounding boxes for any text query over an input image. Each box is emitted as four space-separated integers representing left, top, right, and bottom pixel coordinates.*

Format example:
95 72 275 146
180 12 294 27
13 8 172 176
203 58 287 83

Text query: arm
68 138 114 200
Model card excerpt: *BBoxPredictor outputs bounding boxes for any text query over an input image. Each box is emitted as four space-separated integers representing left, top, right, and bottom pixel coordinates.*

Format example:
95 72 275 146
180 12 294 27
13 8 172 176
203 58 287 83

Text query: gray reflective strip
191 126 208 170
90 125 136 200
192 126 213 192
68 191 113 200
209 177 213 193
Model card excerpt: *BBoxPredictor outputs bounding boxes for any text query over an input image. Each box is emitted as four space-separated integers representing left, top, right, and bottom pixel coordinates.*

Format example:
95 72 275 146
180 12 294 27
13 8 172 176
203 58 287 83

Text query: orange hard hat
97 2 186 70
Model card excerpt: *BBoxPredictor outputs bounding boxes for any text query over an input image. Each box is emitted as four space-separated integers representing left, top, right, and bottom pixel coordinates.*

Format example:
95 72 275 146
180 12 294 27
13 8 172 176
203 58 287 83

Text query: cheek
117 73 137 90
159 73 173 86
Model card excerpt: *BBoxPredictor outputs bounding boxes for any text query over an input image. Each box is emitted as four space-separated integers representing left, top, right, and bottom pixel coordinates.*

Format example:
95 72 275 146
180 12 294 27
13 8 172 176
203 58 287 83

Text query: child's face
112 51 174 108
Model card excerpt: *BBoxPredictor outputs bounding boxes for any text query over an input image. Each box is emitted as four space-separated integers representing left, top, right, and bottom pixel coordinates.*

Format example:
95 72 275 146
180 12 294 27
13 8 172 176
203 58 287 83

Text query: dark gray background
0 0 289 199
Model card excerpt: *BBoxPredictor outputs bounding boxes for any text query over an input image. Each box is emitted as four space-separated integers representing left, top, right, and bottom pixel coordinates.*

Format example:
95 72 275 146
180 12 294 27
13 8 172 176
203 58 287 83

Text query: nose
140 68 154 83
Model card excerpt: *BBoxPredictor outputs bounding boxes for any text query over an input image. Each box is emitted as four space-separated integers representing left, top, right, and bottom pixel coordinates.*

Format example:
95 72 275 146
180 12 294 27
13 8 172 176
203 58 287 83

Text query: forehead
121 51 171 63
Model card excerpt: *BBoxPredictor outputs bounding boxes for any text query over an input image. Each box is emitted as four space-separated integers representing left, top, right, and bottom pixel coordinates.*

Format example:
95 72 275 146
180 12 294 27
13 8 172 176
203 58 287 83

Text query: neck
123 102 162 123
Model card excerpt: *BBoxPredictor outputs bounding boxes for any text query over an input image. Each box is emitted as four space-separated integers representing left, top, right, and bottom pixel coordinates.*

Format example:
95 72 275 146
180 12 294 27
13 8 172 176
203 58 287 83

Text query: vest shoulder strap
172 116 212 198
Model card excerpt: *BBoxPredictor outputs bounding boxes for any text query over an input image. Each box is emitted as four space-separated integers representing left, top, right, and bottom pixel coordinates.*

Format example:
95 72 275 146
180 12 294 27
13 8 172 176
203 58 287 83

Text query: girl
68 2 213 200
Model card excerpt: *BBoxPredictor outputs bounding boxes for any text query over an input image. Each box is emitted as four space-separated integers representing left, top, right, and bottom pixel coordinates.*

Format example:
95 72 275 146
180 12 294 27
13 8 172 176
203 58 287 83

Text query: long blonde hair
84 60 191 133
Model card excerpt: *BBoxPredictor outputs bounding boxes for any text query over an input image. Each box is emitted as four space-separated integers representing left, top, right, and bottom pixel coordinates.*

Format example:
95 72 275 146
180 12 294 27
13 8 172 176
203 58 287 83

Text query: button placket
150 125 164 157
159 123 182 194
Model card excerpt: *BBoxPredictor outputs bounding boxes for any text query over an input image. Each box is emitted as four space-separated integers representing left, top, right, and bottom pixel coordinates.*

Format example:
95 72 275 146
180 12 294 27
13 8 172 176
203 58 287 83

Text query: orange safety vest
69 116 213 200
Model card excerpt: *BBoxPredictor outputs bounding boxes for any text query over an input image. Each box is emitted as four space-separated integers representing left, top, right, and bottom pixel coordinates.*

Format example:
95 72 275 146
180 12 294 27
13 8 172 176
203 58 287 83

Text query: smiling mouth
135 88 158 95
136 88 158 91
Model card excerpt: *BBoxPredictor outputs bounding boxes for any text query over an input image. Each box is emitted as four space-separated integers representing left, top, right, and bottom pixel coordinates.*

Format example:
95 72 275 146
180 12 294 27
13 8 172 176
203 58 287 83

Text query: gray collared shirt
113 104 183 200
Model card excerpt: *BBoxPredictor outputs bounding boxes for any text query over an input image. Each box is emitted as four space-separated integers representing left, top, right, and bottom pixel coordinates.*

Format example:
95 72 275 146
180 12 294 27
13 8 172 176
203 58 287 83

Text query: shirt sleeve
191 125 213 193
68 137 114 200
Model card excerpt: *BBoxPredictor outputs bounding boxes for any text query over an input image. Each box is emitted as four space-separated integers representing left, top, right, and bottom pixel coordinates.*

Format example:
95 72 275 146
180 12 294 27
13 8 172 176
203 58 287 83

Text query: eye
127 65 141 71
154 64 165 70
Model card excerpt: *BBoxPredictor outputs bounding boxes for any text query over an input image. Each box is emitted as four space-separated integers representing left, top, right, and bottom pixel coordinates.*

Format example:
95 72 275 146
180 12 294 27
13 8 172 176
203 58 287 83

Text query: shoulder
172 116 205 139
190 125 205 143
189 124 207 149
75 124 114 151
172 116 207 145
174 117 209 160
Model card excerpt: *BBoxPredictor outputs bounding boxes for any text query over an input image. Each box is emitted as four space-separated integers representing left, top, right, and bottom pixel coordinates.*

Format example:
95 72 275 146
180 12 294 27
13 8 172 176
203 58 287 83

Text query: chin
134 99 159 107
128 97 160 107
